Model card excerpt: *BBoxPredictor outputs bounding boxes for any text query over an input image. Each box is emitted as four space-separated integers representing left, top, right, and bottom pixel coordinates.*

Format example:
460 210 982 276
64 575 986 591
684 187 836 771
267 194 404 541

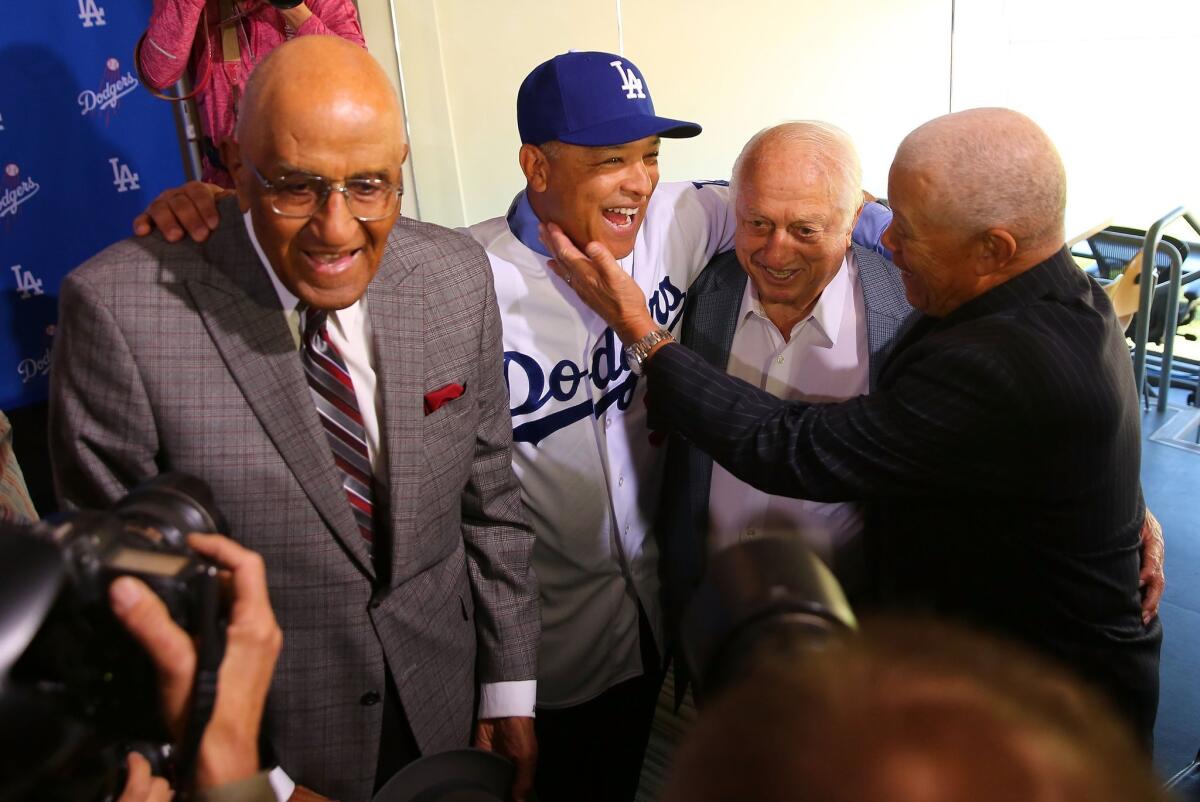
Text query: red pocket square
424 382 465 415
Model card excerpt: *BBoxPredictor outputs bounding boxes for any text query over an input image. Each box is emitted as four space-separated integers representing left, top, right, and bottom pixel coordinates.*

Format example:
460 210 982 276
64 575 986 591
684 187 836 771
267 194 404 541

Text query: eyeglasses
247 161 403 221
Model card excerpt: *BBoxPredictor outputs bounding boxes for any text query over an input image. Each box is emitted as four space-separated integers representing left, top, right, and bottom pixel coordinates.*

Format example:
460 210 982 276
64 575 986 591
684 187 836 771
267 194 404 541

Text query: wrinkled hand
115 753 173 802
109 534 283 790
538 222 655 345
1138 510 1165 625
133 181 228 242
474 716 537 802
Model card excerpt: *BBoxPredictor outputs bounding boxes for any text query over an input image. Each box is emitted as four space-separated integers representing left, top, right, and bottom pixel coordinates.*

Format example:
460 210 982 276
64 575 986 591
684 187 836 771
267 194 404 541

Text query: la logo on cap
516 51 701 147
609 60 646 100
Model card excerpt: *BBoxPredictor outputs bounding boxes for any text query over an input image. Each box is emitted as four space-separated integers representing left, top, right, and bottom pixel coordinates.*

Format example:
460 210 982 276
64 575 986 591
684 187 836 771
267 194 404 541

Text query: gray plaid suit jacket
658 245 913 699
49 198 539 800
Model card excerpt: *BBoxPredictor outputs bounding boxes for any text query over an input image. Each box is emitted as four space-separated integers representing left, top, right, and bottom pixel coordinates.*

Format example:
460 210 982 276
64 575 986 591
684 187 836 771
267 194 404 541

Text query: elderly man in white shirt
657 123 915 699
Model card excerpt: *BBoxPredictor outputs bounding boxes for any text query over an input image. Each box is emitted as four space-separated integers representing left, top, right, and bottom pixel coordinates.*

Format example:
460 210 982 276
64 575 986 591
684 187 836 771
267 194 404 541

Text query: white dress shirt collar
739 251 852 347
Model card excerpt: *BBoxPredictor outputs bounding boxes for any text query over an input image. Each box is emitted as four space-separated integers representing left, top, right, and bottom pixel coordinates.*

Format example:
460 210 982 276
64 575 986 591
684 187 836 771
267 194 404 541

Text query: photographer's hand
115 753 173 802
110 534 283 790
276 3 313 29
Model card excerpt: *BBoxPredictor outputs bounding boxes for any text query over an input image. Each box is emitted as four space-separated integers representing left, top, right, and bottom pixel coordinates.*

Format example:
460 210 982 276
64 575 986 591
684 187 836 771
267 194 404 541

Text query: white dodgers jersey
468 181 733 706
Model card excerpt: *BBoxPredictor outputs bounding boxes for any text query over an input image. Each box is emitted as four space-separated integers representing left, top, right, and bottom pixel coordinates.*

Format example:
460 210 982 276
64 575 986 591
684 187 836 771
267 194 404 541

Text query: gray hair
537 140 564 161
730 121 863 224
894 108 1066 246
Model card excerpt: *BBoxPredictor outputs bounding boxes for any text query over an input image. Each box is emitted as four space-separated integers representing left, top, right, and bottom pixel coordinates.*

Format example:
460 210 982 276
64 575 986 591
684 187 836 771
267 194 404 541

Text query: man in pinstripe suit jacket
49 39 538 801
545 108 1162 744
658 124 914 701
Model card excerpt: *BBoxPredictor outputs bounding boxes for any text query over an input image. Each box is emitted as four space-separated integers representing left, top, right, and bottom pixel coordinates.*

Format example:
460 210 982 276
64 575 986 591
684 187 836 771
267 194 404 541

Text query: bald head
731 121 863 225
893 108 1065 249
235 35 404 154
664 620 1164 802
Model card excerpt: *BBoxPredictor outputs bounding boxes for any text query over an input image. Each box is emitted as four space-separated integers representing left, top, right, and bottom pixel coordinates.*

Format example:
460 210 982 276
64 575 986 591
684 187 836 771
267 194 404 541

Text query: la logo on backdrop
109 157 140 192
78 56 139 123
77 0 107 28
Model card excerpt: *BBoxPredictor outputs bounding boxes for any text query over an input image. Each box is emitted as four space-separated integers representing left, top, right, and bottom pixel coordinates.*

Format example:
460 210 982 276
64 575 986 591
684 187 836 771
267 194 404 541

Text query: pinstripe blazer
49 198 539 800
658 245 913 697
648 247 1161 741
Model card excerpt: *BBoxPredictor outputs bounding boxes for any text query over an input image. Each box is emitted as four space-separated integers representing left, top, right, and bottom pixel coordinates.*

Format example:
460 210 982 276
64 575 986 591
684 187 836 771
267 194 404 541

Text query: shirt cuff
267 766 295 802
196 771 275 802
478 680 537 719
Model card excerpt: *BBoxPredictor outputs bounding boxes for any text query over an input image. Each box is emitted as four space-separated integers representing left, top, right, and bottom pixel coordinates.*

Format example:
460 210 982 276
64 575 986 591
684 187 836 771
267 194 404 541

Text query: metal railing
170 76 204 183
1130 207 1200 412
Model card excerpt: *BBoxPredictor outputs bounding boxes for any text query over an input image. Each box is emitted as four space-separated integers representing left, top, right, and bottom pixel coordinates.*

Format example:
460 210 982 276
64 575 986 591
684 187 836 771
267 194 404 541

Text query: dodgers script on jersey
468 181 734 706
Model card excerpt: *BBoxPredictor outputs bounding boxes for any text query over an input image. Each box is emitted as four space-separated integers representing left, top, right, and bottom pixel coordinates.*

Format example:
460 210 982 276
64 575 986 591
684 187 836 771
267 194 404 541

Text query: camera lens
113 473 227 548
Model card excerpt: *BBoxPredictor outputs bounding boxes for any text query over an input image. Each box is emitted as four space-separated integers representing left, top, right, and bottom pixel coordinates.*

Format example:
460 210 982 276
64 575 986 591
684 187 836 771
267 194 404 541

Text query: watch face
624 345 646 376
624 328 671 376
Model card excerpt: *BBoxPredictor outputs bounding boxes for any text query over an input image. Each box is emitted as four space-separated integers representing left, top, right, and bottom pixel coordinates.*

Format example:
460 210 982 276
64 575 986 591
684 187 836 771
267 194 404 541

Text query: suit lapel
369 224 424 586
681 254 746 535
686 255 746 371
854 244 916 391
187 202 375 578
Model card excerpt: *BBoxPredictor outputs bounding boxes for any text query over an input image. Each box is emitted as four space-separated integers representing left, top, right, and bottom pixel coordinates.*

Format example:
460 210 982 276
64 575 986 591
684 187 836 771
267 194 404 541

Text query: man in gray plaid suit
49 36 538 801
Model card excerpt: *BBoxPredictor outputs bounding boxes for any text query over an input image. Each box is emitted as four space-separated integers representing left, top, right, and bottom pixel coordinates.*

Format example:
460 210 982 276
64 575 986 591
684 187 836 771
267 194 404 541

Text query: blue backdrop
2 2 184 410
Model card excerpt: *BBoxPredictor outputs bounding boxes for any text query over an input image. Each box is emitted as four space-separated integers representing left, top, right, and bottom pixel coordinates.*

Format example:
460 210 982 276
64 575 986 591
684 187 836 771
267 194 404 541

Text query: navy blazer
649 247 1161 742
658 244 914 700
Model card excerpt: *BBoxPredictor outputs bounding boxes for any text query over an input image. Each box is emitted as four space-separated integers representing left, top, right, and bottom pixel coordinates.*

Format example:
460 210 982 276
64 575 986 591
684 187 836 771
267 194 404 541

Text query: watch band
624 327 674 375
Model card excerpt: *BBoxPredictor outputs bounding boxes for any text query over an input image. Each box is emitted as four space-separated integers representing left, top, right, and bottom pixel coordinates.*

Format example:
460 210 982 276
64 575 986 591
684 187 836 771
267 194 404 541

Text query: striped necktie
301 308 375 543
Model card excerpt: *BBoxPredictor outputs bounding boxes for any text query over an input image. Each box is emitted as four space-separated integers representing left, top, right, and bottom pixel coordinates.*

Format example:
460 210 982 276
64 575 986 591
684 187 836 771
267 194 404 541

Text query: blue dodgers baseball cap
517 51 702 147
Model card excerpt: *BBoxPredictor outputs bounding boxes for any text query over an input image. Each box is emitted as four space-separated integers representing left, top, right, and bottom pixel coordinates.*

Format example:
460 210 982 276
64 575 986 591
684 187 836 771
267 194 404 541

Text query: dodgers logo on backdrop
0 164 40 219
609 60 646 100
18 347 52 385
78 0 107 27
504 275 685 446
0 112 5 131
11 265 45 299
109 158 141 192
79 58 139 120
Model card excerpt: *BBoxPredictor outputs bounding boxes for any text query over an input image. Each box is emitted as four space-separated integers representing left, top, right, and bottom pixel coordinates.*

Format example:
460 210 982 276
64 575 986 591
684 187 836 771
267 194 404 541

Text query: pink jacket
138 0 366 185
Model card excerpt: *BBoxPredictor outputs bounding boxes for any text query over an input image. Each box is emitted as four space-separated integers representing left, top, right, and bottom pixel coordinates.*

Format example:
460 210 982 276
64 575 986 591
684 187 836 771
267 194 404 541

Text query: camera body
0 473 226 801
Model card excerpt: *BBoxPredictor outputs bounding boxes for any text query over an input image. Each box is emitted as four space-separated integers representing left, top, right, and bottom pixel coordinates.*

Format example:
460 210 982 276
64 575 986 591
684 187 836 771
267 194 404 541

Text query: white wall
361 0 1198 235
619 0 951 201
351 0 419 218
952 0 1200 233
381 0 952 228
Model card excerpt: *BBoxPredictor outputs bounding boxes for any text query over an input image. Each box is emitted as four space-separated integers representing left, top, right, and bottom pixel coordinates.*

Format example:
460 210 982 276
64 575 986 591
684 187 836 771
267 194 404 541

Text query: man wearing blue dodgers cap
466 50 727 802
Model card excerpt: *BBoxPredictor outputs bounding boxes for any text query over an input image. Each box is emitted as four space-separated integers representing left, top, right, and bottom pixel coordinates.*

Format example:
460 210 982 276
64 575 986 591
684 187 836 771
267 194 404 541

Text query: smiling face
881 164 979 318
734 146 857 331
523 135 661 259
226 38 408 311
